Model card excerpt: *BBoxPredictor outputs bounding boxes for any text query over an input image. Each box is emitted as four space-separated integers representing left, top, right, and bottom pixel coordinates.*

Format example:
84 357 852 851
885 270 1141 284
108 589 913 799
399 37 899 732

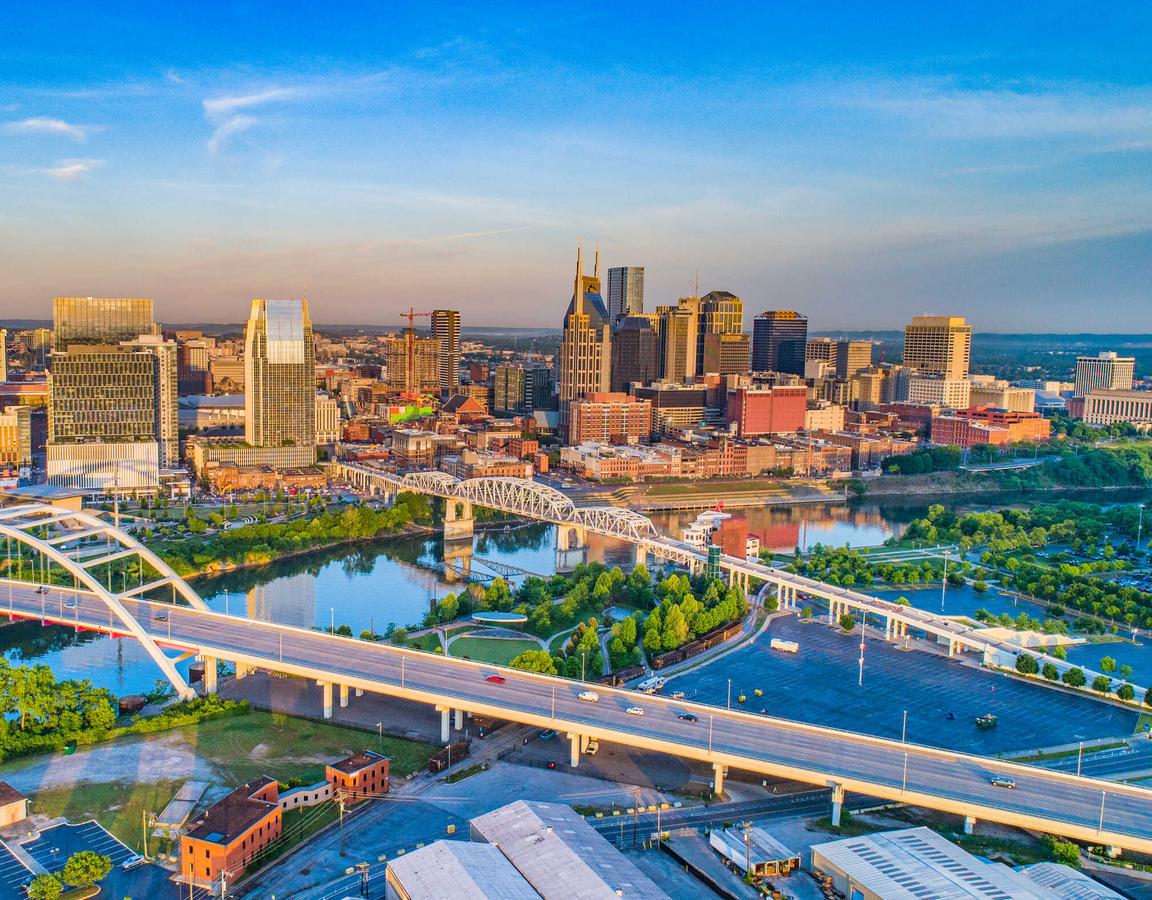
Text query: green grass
949 832 1055 865
444 763 487 784
449 636 539 665
32 779 186 854
404 633 443 652
189 711 436 783
1009 741 1128 763
643 479 789 498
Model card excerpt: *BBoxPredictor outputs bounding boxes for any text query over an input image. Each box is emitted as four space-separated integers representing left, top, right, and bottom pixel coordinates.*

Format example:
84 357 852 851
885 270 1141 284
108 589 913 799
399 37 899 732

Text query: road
4 578 1152 854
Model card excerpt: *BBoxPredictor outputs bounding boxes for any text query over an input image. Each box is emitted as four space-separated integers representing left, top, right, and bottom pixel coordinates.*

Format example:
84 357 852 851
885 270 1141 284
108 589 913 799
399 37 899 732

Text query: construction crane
399 306 433 398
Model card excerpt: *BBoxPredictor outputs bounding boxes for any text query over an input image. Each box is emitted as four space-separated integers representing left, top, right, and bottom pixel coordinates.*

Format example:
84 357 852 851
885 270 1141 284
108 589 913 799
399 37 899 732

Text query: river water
4 490 1151 697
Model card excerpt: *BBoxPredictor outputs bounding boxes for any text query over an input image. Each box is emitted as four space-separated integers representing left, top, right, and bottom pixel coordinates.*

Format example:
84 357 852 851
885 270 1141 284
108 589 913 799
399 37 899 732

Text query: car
539 729 557 740
677 713 698 722
990 776 1016 789
156 612 169 622
546 761 557 769
670 691 686 700
485 674 506 684
64 600 77 610
626 706 644 717
35 586 49 595
585 740 599 755
578 691 599 703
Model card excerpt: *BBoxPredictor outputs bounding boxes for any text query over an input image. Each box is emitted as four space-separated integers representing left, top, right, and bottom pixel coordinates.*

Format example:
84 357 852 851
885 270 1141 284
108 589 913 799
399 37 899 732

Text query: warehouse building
385 840 539 900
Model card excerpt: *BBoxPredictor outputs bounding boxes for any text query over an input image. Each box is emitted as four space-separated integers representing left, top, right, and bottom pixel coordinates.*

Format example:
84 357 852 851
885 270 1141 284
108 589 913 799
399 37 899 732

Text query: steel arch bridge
0 504 208 698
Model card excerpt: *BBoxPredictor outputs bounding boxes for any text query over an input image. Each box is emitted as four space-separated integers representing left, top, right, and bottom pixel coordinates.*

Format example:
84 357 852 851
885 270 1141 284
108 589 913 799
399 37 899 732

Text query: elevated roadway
5 578 1152 855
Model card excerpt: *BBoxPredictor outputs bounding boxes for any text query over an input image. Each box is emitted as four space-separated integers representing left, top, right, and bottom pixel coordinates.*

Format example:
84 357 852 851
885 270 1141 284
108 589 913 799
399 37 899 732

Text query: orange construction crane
399 306 433 398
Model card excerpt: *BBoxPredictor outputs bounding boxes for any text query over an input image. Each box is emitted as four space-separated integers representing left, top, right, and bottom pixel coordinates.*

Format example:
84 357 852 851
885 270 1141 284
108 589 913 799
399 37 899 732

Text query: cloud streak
4 116 91 141
38 158 104 181
202 87 305 155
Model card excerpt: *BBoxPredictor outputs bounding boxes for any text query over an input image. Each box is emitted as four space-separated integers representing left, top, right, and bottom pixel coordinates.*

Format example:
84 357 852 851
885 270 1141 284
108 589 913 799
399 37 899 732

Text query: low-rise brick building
180 777 281 890
327 750 390 801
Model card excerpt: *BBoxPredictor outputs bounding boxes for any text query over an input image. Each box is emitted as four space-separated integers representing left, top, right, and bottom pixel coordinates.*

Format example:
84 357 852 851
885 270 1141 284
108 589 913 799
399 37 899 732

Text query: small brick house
180 777 281 889
325 750 390 801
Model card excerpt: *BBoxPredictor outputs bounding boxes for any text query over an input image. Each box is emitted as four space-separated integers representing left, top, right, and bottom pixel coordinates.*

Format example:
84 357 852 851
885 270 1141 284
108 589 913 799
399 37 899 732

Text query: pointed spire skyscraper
558 243 611 413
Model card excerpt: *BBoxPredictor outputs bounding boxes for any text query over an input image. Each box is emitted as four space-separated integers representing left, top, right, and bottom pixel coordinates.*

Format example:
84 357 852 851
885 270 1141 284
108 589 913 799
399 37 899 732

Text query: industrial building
385 840 539 899
708 825 800 878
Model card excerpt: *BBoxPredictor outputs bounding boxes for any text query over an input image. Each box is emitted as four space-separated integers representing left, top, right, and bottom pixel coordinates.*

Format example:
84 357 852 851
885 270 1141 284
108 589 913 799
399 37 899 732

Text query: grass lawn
642 479 788 498
32 779 186 854
404 632 443 652
189 711 436 783
449 636 539 665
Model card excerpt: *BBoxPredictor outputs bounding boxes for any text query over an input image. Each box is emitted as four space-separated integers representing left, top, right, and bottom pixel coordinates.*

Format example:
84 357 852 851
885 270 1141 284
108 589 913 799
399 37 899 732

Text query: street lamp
727 679 732 710
1138 503 1146 555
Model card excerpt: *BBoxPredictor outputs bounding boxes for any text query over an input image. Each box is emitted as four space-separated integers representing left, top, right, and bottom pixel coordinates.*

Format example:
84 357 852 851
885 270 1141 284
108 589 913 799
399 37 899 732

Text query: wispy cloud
4 116 91 141
38 158 104 181
202 87 304 154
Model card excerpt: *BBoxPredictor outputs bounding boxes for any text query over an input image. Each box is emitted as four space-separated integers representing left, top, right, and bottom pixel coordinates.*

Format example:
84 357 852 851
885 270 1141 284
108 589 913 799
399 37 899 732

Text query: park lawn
183 711 436 783
404 632 443 652
32 779 186 854
449 636 539 665
642 479 788 498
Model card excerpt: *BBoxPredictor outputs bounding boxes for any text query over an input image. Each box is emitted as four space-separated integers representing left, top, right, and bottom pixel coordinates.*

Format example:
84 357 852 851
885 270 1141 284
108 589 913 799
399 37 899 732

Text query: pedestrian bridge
1 503 1151 856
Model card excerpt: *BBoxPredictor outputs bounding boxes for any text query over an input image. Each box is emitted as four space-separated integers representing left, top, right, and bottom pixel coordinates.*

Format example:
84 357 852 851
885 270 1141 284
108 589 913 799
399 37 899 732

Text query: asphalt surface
0 843 31 900
5 579 1152 852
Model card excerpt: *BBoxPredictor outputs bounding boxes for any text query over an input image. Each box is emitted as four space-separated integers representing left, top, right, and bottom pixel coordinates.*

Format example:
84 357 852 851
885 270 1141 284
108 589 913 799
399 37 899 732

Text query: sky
1 2 1150 330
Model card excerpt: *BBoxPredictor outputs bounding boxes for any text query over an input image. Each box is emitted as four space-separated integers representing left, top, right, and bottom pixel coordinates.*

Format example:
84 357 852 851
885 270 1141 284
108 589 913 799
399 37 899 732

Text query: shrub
1062 667 1086 688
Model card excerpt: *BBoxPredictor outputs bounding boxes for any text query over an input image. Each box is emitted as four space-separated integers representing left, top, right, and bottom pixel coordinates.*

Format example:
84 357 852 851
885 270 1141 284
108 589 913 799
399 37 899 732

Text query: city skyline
3 3 1150 330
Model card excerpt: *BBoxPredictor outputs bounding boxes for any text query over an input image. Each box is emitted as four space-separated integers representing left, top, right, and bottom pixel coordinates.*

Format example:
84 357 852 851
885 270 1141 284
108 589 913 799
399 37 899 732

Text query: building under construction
383 333 441 394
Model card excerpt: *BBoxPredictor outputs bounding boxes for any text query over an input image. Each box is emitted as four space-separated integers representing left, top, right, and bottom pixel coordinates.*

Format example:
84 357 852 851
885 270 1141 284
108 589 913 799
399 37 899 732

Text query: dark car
678 713 698 722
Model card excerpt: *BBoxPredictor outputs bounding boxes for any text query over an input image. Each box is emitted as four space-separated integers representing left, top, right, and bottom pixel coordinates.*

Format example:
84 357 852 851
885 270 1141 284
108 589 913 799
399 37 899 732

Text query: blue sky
2 2 1150 329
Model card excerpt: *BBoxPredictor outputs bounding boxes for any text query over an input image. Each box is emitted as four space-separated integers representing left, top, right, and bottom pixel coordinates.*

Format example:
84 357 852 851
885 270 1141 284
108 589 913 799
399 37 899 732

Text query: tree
1091 675 1111 695
1048 838 1080 866
1117 683 1135 701
62 851 112 890
1015 654 1039 675
661 605 690 651
839 613 856 632
26 874 62 900
1041 662 1059 681
1062 667 1086 688
1051 645 1067 661
1100 656 1117 673
1120 664 1134 678
508 650 557 675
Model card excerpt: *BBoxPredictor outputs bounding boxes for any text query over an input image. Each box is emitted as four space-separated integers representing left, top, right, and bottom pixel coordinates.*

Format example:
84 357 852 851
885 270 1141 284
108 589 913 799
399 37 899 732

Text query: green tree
1117 683 1135 701
661 605 690 651
1048 838 1080 866
1062 667 1086 688
1015 654 1039 675
26 874 62 900
1091 675 1111 694
839 613 855 632
508 650 558 675
1100 656 1117 673
62 851 112 890
1051 645 1067 661
1119 664 1134 678
1041 662 1059 681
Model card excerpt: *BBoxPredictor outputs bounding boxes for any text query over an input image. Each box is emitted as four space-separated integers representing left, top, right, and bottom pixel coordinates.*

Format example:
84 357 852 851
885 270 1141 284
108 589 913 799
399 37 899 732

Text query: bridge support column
322 682 333 719
633 544 646 568
831 784 845 827
454 708 464 730
437 706 451 743
569 733 581 768
828 601 837 624
963 815 976 835
948 639 958 657
556 525 588 573
339 684 349 708
713 763 725 797
444 500 475 541
202 656 217 695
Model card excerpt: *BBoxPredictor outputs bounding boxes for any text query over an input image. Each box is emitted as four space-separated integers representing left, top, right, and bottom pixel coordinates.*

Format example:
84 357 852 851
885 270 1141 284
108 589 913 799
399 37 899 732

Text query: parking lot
670 614 1140 755
0 843 32 900
24 822 179 899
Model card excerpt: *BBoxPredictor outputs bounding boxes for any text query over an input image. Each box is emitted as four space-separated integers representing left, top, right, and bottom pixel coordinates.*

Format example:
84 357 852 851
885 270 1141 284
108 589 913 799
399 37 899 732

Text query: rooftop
1016 862 1125 899
327 750 388 776
470 800 668 899
0 781 27 807
386 840 539 899
185 777 278 845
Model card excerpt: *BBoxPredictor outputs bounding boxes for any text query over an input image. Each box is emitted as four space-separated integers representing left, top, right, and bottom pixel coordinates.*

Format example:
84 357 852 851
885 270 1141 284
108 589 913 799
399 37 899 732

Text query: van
578 691 600 703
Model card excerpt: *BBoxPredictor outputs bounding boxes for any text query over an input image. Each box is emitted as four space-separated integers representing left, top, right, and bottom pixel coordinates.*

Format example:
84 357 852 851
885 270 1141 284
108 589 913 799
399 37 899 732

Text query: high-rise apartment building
47 297 177 491
431 309 461 395
611 316 660 391
1074 352 1135 398
53 297 157 346
752 311 808 375
495 364 554 415
607 266 645 321
244 299 316 449
177 338 211 395
558 246 611 406
902 316 971 380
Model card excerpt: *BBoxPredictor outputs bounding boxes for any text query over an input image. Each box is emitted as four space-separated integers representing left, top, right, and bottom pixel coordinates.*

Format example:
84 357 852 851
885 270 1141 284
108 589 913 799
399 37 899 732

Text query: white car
64 600 77 610
586 740 599 756
578 691 599 703
626 706 644 717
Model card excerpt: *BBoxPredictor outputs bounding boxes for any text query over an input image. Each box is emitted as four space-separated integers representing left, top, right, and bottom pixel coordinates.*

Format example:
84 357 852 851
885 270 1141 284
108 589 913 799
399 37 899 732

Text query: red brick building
180 777 282 890
326 750 391 801
565 392 653 445
931 406 1052 449
725 385 807 437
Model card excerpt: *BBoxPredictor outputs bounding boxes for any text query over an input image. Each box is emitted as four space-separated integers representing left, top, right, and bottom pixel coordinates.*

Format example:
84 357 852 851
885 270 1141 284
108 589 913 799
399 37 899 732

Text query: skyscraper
752 311 808 375
696 291 744 373
607 266 645 321
657 301 699 382
47 297 176 491
244 299 316 449
431 309 461 395
383 335 441 393
902 316 971 380
611 316 660 391
1074 352 1135 397
558 246 612 406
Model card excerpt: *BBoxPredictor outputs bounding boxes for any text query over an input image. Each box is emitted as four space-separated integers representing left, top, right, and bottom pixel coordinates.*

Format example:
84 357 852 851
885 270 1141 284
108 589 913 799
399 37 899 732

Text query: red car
485 674 506 684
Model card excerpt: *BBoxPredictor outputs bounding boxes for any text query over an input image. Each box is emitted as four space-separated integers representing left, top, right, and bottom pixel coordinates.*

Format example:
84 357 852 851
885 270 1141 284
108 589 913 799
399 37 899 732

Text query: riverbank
859 470 1152 499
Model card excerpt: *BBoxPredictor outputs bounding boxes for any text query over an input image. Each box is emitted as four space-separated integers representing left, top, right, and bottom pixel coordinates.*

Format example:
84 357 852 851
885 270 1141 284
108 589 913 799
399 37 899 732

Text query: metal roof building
1017 862 1126 899
811 827 1049 900
385 840 539 900
709 826 800 877
469 800 669 899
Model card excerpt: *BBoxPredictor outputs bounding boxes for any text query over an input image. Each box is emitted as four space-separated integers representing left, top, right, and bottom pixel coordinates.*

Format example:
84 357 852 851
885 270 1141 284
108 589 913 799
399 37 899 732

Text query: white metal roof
386 840 540 899
811 827 1048 900
1017 862 1126 899
470 800 669 899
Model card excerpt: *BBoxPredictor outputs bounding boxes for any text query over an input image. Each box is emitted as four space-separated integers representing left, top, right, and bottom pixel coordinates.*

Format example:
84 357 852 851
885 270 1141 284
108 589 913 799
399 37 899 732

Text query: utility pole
632 789 641 846
740 820 753 880
338 790 347 856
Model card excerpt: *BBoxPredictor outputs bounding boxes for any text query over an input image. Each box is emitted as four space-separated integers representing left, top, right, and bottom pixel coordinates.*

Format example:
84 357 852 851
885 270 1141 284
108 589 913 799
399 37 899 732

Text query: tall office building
607 266 645 321
611 316 660 391
177 338 211 395
902 316 971 380
53 297 157 346
244 299 316 449
805 338 872 378
696 291 743 373
558 246 611 406
752 311 808 375
0 329 7 383
657 301 699 382
701 332 750 375
431 309 461 395
1074 352 1135 398
47 297 177 491
494 364 526 415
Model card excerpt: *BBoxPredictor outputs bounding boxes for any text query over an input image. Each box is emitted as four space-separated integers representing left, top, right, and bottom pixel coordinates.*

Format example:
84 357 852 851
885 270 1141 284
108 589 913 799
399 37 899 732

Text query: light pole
901 709 908 743
727 679 732 710
1138 503 1146 555
1077 741 1084 777
901 752 909 793
940 552 949 613
377 721 383 751
330 607 335 633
